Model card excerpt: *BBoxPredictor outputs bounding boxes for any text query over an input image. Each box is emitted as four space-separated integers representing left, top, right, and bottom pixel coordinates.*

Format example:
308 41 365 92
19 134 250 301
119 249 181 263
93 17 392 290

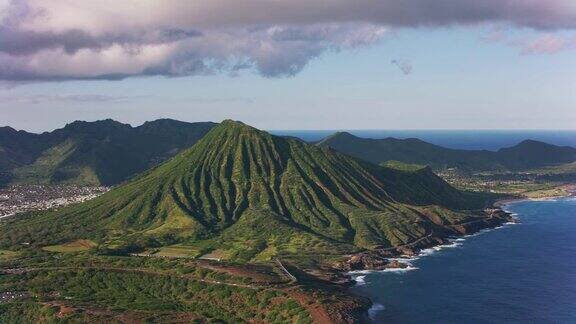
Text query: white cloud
0 94 139 104
1 0 576 81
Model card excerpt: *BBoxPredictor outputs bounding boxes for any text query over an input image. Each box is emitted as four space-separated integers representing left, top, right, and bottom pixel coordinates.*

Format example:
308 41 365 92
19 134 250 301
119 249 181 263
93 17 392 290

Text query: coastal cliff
334 208 513 273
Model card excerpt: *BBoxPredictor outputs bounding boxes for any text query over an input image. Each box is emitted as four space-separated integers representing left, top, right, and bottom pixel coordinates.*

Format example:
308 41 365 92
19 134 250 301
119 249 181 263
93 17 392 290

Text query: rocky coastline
333 207 514 273
332 187 574 322
333 192 576 323
321 207 516 322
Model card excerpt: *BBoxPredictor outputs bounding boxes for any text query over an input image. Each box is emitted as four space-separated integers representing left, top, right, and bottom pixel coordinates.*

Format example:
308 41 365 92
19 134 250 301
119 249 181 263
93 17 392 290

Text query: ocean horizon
269 130 576 151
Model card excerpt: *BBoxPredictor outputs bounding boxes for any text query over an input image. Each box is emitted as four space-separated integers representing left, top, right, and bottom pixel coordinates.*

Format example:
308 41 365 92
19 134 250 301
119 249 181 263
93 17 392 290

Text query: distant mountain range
0 119 216 186
317 132 576 172
2 119 574 187
0 121 507 260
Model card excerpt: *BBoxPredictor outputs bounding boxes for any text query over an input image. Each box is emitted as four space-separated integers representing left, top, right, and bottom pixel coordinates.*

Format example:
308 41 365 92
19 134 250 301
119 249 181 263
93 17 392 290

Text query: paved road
274 259 297 282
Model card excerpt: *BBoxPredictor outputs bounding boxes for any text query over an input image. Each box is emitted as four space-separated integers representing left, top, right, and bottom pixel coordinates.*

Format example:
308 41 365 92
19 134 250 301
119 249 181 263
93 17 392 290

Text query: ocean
350 198 576 323
268 130 576 151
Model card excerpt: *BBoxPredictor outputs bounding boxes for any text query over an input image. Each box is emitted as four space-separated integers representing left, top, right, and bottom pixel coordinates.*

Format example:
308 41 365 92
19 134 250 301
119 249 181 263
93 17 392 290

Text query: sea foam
417 240 463 257
368 303 386 320
350 221 519 284
349 265 418 279
353 275 367 286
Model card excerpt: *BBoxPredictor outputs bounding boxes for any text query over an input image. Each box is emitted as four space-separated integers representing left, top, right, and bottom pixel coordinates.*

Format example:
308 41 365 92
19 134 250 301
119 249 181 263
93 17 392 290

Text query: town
0 185 109 219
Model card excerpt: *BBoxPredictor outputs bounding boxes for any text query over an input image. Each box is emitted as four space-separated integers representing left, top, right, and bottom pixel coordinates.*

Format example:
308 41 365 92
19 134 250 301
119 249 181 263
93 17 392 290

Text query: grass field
534 162 576 174
42 239 97 253
381 160 427 172
0 249 18 260
523 184 575 199
199 249 228 261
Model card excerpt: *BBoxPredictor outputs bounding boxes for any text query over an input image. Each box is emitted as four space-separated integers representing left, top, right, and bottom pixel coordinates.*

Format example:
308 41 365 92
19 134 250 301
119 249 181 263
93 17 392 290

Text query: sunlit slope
0 121 492 256
2 119 216 186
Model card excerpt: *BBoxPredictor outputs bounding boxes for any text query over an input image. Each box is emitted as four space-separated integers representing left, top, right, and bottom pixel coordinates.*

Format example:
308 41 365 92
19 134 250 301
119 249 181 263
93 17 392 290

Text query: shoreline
349 219 521 321
344 212 516 321
330 206 515 322
340 215 517 322
493 183 576 208
335 207 514 273
345 187 576 322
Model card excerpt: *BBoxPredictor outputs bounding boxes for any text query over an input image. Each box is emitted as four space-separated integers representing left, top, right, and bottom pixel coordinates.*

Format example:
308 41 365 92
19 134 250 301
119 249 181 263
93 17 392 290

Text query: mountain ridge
4 120 574 186
0 120 506 263
0 119 217 186
317 131 576 171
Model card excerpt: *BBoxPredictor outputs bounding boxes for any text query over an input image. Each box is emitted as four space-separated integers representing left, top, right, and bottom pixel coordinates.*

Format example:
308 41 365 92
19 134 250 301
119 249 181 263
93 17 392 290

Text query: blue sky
1 1 575 131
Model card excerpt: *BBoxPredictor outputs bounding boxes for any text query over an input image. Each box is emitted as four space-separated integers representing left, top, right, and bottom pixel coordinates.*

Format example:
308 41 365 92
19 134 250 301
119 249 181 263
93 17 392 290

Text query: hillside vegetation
0 253 314 323
0 119 216 186
0 121 494 262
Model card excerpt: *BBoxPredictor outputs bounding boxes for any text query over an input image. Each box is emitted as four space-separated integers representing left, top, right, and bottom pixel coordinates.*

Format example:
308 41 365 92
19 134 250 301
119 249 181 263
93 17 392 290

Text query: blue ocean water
351 198 576 324
269 130 576 150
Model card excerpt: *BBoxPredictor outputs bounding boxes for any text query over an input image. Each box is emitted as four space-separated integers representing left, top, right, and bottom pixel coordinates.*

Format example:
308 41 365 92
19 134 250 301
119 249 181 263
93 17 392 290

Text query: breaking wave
353 275 366 286
368 303 385 320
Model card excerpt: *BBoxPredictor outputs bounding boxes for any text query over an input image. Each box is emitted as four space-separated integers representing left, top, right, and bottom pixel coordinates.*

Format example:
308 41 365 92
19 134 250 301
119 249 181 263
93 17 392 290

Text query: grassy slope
381 160 427 172
0 121 492 261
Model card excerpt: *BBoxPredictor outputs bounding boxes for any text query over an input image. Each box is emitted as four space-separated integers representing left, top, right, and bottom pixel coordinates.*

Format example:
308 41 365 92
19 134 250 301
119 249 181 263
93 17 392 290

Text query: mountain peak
516 139 548 147
221 119 240 124
63 119 131 131
512 139 576 151
0 126 17 134
316 131 358 146
2 121 484 259
332 131 356 139
141 118 181 125
501 139 575 152
220 119 250 128
216 119 261 134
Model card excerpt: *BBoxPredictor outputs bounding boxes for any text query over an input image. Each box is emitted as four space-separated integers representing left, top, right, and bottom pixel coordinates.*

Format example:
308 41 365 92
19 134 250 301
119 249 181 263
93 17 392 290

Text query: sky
1 0 575 132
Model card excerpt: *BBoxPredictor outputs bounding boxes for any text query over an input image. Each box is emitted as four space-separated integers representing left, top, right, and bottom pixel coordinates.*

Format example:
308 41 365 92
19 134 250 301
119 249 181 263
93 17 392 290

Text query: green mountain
496 139 576 169
0 127 53 175
0 119 216 186
0 121 503 262
316 132 576 172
